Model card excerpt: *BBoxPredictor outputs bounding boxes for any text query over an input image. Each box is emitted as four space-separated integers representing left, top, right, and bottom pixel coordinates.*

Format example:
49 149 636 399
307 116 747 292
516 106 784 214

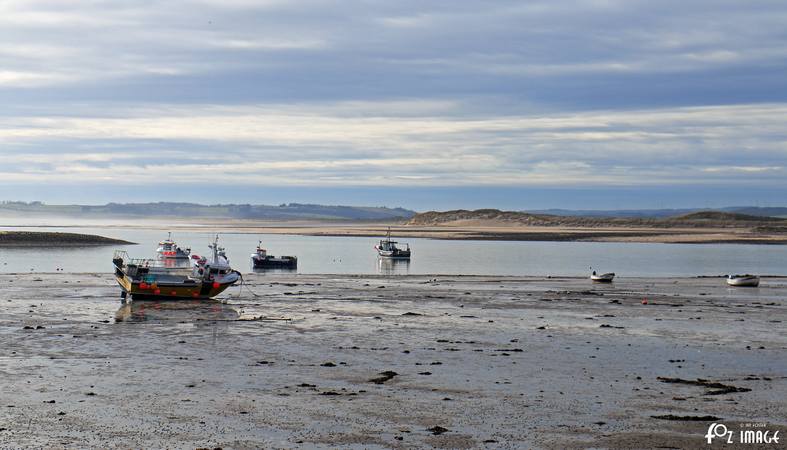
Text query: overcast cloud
0 0 785 208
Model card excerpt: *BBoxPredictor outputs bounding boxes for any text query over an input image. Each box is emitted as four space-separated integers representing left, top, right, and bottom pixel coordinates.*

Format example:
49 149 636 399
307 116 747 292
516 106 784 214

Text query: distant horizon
2 190 786 214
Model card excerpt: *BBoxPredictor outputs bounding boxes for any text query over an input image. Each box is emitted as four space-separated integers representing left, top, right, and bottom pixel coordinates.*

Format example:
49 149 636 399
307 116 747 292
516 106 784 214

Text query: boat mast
210 235 219 262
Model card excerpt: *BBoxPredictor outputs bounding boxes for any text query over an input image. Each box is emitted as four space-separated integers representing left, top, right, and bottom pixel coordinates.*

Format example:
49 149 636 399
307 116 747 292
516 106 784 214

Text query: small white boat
726 274 760 287
590 271 615 283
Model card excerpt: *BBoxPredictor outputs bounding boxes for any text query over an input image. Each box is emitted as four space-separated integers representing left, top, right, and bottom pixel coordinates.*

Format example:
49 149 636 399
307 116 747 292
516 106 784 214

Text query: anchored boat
156 232 191 261
726 274 760 287
250 240 297 269
375 228 411 259
590 270 615 283
113 235 239 301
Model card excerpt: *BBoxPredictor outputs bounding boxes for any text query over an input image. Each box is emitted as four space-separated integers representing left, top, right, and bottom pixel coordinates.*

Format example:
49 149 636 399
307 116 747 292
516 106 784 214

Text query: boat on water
590 270 615 283
156 232 192 267
251 240 297 269
727 274 760 287
113 235 239 301
375 228 411 259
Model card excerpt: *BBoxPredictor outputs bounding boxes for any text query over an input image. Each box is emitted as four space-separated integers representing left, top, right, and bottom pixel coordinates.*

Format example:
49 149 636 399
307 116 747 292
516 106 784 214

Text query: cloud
0 0 784 205
0 101 785 188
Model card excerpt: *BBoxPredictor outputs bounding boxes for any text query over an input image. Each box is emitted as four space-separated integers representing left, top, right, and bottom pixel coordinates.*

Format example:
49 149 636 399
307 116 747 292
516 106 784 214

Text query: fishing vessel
113 235 239 301
726 274 760 287
250 240 297 269
156 232 191 265
375 228 411 259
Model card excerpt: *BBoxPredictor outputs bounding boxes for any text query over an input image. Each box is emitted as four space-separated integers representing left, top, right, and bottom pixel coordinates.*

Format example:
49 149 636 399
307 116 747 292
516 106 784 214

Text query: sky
0 0 786 211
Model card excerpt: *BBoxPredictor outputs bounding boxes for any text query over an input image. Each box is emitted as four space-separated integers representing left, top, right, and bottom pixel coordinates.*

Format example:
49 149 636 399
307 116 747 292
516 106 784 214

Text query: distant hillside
0 201 416 221
407 209 787 228
669 211 785 222
407 209 648 227
408 209 564 226
528 206 787 218
723 206 787 218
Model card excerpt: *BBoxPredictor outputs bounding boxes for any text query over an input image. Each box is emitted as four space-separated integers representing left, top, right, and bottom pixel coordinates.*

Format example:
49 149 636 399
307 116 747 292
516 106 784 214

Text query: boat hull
251 256 297 269
375 247 411 259
114 272 236 300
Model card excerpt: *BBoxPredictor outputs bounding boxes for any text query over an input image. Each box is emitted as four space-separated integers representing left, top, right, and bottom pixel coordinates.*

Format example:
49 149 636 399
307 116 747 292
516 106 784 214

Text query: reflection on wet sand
377 257 410 275
115 299 241 323
251 266 297 275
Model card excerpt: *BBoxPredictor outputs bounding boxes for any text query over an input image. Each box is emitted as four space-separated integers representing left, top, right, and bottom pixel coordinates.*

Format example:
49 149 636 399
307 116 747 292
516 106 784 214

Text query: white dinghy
726 274 760 287
590 270 615 283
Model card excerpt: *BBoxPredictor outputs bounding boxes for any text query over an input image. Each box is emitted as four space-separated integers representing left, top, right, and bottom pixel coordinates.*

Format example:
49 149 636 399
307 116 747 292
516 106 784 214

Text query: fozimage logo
706 422 780 445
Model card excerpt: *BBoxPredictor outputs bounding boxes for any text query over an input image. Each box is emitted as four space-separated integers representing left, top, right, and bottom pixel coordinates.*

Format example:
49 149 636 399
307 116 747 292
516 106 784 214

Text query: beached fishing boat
726 274 760 287
113 235 239 300
590 271 615 282
156 232 191 261
251 240 297 269
375 228 411 259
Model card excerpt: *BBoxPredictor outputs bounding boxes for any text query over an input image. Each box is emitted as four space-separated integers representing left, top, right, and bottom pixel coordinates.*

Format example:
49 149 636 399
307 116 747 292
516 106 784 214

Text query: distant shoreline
190 221 787 245
2 220 787 245
275 227 787 244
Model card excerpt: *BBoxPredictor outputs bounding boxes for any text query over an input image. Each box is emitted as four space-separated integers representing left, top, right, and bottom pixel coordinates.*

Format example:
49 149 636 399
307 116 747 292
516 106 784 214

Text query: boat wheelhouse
156 232 191 264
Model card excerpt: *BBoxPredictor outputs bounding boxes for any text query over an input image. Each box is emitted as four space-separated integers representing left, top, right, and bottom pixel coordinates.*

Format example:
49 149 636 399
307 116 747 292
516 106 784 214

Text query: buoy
139 282 148 290
212 281 220 289
642 299 648 305
153 289 161 295
151 283 158 290
171 291 177 296
192 292 199 298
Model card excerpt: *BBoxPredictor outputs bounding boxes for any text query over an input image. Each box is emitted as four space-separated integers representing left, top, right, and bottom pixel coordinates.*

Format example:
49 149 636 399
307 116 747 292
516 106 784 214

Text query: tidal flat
0 273 785 448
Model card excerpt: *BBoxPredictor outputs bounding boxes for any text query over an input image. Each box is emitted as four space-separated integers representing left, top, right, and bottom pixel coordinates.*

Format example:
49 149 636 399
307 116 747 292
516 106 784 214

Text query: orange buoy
151 283 158 290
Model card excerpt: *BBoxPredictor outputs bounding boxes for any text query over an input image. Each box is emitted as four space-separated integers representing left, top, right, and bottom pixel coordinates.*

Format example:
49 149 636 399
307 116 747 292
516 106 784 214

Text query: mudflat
0 273 785 448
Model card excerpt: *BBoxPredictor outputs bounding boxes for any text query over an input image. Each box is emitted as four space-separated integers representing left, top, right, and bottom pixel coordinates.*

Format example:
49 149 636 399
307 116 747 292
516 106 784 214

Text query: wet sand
5 217 787 244
1 273 785 448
